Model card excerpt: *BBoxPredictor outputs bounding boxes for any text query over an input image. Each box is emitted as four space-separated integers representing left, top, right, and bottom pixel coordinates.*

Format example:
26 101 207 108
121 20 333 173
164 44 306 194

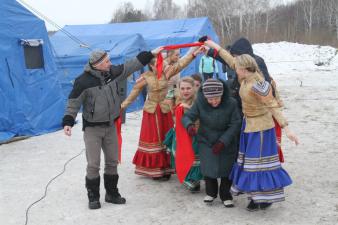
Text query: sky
19 0 188 31
19 0 295 31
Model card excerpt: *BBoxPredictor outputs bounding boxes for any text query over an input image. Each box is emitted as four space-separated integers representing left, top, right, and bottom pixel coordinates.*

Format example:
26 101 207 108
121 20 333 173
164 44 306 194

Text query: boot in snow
104 174 126 204
85 176 101 209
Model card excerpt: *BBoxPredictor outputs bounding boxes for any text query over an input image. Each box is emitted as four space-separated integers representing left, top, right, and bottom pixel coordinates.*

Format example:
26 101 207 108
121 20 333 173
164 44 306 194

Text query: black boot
260 202 272 210
189 182 201 193
246 200 259 212
85 176 101 210
104 174 126 204
161 174 171 181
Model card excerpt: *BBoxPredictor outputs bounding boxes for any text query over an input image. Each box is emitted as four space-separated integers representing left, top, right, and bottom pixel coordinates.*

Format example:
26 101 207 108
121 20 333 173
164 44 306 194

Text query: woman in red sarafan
121 46 203 180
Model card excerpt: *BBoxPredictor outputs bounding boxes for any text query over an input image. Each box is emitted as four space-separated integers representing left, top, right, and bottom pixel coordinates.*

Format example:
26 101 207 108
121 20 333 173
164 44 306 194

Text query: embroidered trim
252 80 271 96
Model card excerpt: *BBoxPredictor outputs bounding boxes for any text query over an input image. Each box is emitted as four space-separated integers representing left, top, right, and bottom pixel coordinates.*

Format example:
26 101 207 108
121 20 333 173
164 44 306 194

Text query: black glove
187 124 197 137
198 36 208 43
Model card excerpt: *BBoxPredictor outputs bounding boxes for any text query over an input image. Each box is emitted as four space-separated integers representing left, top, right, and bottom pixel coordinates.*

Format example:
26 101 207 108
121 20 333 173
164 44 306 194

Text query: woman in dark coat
182 78 241 207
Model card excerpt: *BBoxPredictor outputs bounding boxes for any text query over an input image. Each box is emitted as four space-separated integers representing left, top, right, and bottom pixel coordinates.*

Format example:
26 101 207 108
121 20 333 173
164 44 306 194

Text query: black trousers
205 176 233 201
202 72 219 81
202 72 214 81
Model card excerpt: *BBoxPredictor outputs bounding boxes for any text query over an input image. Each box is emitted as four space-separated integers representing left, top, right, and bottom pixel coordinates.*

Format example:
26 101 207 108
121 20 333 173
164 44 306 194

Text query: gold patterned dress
121 54 195 178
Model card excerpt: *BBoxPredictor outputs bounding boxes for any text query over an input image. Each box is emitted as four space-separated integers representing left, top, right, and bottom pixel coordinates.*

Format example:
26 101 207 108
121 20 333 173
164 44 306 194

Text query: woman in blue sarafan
204 40 300 211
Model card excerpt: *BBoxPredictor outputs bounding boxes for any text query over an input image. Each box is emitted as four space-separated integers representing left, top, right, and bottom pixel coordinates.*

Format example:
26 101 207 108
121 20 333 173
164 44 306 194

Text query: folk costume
121 53 196 178
218 48 292 204
208 37 285 163
164 99 203 191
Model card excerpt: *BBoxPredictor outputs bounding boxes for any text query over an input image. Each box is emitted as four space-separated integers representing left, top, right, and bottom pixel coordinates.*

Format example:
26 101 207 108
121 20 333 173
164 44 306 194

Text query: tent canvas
0 0 66 143
50 33 148 112
53 17 223 79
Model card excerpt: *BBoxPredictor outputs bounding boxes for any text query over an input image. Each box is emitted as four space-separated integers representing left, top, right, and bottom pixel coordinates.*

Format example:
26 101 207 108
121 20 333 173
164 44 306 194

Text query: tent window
20 39 44 69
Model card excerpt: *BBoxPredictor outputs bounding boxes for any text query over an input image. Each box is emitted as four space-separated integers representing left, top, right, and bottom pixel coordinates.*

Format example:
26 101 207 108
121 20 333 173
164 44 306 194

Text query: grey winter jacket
62 51 153 129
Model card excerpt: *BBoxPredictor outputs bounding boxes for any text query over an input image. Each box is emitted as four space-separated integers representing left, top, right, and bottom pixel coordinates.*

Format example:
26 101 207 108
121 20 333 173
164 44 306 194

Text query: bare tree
300 0 316 35
110 2 148 23
153 0 183 20
108 0 338 46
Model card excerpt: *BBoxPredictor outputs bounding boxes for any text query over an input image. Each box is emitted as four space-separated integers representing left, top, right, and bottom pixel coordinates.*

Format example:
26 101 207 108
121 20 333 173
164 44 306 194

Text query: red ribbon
174 105 195 183
273 118 284 163
156 42 204 79
114 116 122 163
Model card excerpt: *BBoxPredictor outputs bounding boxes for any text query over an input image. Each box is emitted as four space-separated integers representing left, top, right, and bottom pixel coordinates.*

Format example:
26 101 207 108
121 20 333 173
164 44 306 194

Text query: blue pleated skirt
230 119 292 203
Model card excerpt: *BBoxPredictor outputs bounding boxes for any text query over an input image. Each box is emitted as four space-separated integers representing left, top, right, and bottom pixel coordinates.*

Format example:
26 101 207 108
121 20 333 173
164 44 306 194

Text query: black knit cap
230 37 254 56
202 79 223 98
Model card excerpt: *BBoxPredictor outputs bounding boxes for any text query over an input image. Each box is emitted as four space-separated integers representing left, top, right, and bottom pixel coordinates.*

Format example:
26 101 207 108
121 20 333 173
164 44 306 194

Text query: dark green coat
182 81 241 178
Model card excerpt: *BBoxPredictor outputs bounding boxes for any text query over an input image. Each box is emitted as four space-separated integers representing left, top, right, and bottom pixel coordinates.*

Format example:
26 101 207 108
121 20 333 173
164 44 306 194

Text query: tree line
110 0 338 47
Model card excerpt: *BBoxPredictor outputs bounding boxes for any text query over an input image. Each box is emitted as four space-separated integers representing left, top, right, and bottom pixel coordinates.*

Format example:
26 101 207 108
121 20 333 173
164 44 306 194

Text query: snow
254 42 338 74
1 42 338 225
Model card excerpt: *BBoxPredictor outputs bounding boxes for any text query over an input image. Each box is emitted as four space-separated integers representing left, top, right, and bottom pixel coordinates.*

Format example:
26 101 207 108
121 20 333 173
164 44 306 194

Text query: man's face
93 56 112 72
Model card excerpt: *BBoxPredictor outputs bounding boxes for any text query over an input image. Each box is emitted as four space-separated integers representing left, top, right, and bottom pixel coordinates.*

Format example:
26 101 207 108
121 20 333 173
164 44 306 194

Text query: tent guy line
18 0 92 50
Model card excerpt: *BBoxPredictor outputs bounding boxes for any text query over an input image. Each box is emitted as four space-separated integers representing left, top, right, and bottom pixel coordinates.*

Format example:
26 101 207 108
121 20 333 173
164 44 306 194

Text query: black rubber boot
85 176 101 210
104 174 126 204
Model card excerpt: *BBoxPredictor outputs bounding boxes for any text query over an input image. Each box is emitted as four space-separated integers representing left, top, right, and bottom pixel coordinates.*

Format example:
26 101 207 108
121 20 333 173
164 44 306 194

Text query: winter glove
198 35 208 43
212 141 225 155
186 124 197 137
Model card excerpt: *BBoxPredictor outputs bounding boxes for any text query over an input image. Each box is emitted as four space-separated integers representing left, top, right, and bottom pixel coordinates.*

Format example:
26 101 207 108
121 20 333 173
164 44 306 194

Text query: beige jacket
121 54 195 114
218 48 288 132
239 72 288 132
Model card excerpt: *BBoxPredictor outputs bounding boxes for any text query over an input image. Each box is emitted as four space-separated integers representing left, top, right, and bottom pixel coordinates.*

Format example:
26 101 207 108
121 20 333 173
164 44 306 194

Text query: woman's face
169 50 180 63
235 67 247 80
179 82 194 100
194 80 201 90
206 96 221 107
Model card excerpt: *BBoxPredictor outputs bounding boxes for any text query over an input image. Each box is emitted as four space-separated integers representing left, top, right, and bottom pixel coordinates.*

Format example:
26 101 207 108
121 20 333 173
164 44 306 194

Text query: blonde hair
148 58 156 72
167 49 180 57
235 54 260 73
179 77 195 89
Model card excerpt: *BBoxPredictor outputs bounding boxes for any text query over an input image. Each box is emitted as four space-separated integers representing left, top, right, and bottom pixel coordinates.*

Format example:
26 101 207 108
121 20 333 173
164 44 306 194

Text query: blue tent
0 0 66 143
53 17 223 78
50 33 148 112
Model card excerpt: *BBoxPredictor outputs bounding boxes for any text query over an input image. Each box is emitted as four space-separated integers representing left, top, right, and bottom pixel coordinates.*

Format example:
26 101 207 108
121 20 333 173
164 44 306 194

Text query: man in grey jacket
62 47 162 209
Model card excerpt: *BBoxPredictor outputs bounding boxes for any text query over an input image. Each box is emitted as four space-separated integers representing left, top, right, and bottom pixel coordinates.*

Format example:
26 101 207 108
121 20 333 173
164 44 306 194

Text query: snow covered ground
1 42 338 225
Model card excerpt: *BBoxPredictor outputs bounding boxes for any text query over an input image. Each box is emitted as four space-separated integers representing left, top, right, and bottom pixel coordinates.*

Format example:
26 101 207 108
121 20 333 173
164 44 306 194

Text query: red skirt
133 105 174 177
